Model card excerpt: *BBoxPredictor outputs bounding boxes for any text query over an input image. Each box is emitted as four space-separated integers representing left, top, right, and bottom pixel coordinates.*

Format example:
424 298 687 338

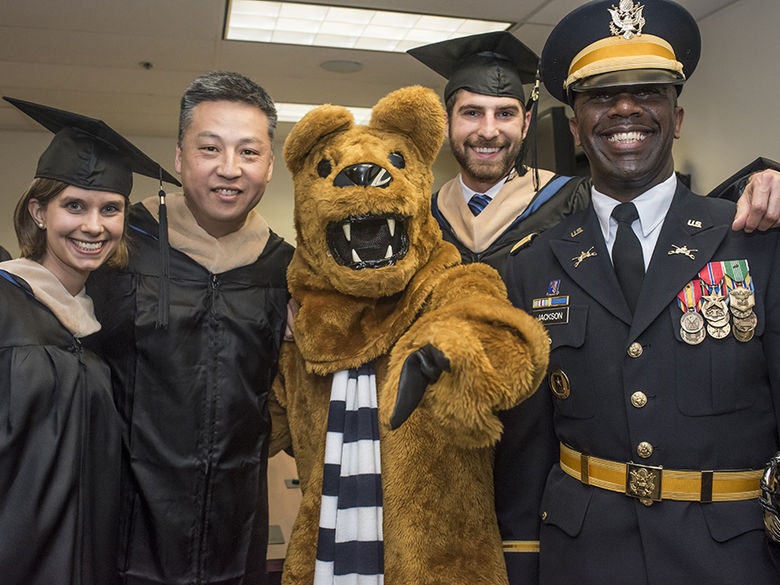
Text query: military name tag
533 307 569 325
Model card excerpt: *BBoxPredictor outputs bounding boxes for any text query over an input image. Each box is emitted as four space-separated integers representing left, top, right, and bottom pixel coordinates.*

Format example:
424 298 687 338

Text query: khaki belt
560 443 762 503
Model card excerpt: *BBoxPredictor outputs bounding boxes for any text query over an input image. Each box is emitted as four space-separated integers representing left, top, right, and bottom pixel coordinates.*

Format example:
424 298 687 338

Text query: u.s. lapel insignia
570 227 583 238
668 244 698 260
687 219 703 229
572 246 597 268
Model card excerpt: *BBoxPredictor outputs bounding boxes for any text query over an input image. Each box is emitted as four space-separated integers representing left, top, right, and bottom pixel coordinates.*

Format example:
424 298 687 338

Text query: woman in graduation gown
0 97 179 585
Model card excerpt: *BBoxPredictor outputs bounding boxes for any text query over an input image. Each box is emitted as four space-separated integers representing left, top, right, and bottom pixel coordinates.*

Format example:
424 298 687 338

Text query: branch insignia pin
668 244 698 260
572 246 598 268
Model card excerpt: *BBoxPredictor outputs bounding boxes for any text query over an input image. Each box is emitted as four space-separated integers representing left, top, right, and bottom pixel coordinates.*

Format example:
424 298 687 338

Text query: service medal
723 259 757 342
734 326 755 343
701 293 729 327
707 322 731 340
680 309 704 334
677 281 704 343
728 287 755 317
733 312 758 331
681 327 706 345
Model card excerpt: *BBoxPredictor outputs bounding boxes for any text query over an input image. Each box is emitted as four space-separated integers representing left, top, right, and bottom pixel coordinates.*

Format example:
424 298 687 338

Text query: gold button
637 441 653 458
541 511 548 520
549 370 571 400
627 342 643 358
631 392 648 408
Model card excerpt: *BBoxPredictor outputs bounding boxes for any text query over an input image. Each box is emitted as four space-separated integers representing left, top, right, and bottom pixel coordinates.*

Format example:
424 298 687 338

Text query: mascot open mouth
327 213 409 270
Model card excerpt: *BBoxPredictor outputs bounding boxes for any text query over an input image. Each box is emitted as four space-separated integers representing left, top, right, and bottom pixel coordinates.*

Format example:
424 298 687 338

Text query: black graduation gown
86 203 293 585
0 272 120 585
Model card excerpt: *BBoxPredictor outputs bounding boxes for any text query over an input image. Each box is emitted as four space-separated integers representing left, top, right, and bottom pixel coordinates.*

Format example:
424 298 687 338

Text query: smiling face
447 90 530 193
28 185 126 294
175 99 274 238
569 84 684 202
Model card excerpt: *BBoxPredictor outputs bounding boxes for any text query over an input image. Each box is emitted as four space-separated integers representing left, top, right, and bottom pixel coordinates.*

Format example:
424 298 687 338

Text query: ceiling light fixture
276 102 372 124
224 0 511 52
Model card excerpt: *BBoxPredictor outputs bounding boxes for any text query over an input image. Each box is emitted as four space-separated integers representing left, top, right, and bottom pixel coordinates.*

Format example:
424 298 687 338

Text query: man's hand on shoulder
733 170 780 232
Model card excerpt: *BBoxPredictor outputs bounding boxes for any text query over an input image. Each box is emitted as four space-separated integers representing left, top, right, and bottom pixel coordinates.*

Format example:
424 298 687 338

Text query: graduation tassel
156 170 170 329
528 68 542 191
527 69 541 192
513 66 542 191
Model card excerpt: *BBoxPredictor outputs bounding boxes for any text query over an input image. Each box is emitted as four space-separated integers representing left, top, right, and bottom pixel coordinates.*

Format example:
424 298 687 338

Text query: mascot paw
390 344 450 429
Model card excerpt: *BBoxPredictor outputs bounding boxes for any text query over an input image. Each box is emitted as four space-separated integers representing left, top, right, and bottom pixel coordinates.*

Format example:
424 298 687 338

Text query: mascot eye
388 152 405 169
317 159 332 178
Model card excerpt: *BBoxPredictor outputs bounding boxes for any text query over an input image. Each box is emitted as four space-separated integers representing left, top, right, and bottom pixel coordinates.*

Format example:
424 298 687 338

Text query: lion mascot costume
269 85 549 585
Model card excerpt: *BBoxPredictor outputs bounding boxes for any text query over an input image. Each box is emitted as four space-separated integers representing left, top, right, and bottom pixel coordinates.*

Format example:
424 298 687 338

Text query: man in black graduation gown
503 1 780 583
87 72 294 585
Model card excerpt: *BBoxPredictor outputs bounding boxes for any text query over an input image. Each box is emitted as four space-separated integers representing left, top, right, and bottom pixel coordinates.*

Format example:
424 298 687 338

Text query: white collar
591 173 677 242
458 173 509 204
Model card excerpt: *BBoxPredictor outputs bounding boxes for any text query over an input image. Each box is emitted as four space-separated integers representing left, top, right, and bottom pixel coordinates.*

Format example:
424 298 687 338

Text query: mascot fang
270 85 549 585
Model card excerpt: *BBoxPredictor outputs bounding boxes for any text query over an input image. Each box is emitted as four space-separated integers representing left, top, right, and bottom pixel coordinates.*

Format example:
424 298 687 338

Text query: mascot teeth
326 213 409 270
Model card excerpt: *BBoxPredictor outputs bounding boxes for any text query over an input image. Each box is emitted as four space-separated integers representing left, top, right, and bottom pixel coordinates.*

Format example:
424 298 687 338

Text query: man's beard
450 137 523 185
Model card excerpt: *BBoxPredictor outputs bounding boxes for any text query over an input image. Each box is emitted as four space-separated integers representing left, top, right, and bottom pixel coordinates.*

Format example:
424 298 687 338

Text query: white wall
675 0 780 193
0 128 458 255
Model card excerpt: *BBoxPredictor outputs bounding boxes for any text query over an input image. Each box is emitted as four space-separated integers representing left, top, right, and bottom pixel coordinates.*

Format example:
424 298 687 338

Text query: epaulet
510 232 538 256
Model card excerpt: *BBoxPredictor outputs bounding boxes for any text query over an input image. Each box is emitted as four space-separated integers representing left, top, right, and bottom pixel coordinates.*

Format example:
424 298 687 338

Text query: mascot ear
284 105 354 175
369 85 445 168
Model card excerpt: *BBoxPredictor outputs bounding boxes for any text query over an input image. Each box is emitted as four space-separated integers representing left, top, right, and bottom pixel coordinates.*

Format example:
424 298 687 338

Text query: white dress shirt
591 173 677 271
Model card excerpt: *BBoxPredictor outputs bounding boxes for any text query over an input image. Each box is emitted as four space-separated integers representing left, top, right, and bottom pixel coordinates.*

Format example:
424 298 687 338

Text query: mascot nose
333 163 393 188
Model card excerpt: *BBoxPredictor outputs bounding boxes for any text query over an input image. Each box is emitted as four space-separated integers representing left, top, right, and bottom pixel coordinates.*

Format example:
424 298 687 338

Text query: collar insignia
572 246 598 268
609 0 645 39
668 244 698 260
570 227 583 238
687 219 703 228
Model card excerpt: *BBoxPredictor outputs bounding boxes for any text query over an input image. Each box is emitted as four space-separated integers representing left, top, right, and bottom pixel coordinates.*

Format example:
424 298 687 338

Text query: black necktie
611 202 644 313
468 193 491 216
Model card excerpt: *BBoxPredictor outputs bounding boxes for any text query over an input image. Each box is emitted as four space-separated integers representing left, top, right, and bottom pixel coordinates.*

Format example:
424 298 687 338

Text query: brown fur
271 86 549 584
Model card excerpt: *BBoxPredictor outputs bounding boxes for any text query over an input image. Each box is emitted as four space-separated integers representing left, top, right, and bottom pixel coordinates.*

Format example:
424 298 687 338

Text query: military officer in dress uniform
501 1 780 583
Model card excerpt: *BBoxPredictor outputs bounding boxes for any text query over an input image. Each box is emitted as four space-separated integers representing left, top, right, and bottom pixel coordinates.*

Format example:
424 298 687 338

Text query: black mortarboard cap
3 96 181 197
706 157 780 202
540 0 700 104
408 31 539 104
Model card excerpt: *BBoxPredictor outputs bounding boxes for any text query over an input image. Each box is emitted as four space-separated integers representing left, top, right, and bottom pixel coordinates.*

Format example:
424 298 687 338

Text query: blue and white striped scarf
314 363 384 585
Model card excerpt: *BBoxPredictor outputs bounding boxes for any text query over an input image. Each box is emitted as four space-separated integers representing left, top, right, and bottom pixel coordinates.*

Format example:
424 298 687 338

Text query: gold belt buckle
626 462 663 504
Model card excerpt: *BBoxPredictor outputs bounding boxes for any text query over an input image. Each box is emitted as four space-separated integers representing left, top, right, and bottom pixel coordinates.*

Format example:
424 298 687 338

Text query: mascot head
284 86 446 298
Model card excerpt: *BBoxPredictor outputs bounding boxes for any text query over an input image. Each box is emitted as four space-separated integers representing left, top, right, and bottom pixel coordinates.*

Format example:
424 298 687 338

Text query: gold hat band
565 35 683 90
